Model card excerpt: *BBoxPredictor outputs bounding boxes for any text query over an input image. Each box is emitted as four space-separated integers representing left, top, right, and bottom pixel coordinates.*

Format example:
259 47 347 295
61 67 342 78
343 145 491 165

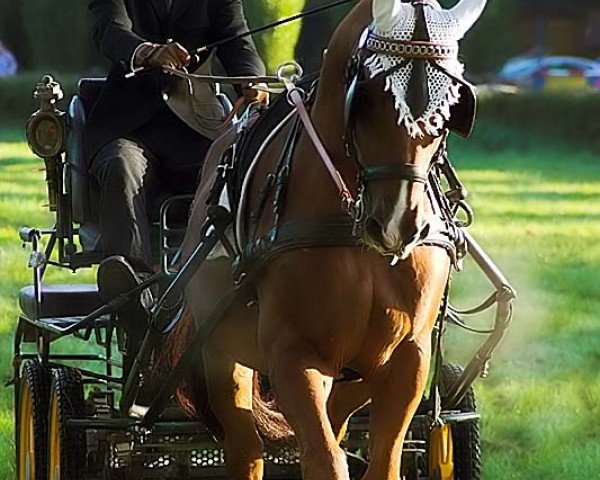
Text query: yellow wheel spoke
429 424 454 480
48 392 61 480
18 385 35 480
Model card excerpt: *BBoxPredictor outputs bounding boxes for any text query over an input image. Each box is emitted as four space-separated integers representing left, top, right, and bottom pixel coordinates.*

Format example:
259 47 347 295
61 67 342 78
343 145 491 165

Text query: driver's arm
88 0 147 69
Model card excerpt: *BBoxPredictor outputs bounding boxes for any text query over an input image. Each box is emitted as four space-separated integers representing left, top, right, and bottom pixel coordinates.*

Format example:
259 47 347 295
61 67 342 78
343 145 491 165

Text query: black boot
97 255 153 377
97 255 153 325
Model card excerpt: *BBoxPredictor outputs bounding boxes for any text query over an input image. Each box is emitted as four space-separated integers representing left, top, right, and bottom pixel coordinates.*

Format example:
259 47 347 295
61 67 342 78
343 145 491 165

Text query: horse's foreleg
362 337 432 480
203 344 264 480
269 343 349 480
327 380 371 444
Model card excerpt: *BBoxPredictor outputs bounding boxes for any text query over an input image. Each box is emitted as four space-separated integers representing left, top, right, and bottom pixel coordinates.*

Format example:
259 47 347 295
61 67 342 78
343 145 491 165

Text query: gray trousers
90 134 208 272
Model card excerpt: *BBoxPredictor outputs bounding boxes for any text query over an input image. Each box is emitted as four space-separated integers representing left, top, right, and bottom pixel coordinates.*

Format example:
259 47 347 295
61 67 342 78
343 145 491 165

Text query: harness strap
280 73 355 212
360 164 429 184
162 66 282 85
233 216 359 283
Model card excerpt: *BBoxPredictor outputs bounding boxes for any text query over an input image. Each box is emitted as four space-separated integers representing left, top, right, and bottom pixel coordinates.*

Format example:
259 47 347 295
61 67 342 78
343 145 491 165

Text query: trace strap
279 65 355 213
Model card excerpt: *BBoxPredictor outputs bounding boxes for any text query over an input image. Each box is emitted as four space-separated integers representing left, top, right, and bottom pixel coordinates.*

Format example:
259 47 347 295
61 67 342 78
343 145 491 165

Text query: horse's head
346 0 485 259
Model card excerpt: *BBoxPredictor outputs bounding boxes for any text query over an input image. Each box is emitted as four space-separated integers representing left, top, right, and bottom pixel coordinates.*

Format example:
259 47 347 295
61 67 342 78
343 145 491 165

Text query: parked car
498 56 600 92
0 40 17 77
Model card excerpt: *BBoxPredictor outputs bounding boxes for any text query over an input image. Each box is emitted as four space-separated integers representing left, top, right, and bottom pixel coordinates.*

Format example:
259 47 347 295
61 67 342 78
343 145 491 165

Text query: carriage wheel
47 367 86 480
428 363 482 480
16 358 49 480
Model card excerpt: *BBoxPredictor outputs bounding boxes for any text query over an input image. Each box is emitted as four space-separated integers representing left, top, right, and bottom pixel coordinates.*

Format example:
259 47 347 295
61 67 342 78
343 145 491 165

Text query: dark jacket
84 0 265 161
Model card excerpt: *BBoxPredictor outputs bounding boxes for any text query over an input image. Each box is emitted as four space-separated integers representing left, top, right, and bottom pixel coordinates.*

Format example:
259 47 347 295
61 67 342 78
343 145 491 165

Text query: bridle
277 3 473 227
342 5 461 194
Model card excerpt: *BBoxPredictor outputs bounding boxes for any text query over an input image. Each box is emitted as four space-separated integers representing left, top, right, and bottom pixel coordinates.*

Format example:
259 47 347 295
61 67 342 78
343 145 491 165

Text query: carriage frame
11 74 515 480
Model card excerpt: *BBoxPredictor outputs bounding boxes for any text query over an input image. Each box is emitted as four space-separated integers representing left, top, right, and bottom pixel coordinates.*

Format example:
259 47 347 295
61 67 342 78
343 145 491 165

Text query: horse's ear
372 0 410 32
449 0 488 38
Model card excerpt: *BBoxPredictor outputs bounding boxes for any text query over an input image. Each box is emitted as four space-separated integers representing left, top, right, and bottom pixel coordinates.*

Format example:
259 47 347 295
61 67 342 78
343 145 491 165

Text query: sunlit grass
446 134 600 479
0 134 96 478
0 127 599 478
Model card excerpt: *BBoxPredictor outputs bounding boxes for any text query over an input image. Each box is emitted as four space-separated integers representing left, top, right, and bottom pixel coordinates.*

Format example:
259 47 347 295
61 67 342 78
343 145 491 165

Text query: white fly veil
367 0 487 138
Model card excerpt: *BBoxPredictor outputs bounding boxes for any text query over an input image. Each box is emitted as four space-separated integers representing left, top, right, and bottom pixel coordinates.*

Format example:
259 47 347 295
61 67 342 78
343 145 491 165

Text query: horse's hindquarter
255 245 450 379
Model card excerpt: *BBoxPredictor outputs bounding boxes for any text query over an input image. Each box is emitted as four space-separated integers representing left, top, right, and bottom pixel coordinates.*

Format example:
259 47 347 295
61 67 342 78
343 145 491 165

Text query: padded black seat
19 284 102 320
78 78 106 115
67 78 106 253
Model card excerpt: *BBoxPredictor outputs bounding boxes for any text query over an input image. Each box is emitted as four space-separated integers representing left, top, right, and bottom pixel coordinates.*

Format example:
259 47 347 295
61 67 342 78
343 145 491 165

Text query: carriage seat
19 284 102 320
67 78 106 253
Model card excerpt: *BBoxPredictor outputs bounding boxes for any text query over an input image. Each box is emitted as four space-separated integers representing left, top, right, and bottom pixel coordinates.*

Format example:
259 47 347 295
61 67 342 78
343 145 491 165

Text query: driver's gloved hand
241 82 270 105
137 42 191 70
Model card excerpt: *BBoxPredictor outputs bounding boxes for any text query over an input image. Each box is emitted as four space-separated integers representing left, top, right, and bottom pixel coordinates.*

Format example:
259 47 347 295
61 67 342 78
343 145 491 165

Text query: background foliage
242 0 305 73
439 0 522 76
0 0 93 72
20 0 93 72
0 0 523 76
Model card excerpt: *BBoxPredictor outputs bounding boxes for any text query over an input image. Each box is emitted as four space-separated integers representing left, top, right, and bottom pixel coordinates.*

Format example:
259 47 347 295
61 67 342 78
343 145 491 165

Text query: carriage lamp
26 75 67 158
26 75 68 212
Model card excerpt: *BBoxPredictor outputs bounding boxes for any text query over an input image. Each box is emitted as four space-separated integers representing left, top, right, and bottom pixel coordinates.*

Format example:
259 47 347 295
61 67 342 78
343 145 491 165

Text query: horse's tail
156 307 224 438
157 307 294 445
252 372 295 445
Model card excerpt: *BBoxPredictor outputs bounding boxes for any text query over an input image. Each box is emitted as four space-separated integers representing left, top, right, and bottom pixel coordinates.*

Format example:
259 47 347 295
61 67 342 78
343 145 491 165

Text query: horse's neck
313 1 370 160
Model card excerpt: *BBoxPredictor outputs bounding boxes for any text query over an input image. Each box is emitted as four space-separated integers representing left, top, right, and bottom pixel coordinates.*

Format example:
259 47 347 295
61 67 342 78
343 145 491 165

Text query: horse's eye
357 67 370 82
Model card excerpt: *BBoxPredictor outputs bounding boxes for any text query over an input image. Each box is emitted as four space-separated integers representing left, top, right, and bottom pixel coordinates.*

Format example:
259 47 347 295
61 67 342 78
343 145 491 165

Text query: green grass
445 131 600 479
1 126 599 478
0 132 96 477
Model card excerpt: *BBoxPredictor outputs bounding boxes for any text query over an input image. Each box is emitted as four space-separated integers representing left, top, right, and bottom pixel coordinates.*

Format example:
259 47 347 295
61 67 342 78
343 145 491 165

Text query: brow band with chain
365 33 458 60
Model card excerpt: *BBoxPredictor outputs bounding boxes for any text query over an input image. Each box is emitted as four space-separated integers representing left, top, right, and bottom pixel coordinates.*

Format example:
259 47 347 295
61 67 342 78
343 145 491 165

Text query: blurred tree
20 0 94 72
243 0 306 72
294 0 522 76
295 0 354 73
441 0 523 75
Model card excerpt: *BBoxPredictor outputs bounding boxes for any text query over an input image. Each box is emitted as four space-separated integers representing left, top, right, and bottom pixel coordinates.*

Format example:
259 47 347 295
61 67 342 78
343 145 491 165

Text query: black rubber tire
16 358 50 480
47 366 86 479
439 363 482 480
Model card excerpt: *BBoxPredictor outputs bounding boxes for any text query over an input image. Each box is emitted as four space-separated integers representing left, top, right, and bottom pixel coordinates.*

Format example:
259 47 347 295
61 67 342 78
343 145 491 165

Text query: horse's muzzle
362 216 430 259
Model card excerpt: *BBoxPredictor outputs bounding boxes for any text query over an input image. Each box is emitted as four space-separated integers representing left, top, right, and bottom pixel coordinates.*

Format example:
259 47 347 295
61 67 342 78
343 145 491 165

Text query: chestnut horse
169 0 486 479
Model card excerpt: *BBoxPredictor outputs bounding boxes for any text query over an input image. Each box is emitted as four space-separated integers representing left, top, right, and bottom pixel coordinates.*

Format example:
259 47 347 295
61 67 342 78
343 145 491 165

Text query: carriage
12 65 515 479
12 1 515 480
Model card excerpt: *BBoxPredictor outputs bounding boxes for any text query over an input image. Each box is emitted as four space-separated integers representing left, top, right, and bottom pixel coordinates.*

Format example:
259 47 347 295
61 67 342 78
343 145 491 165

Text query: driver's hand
242 83 269 105
145 42 190 70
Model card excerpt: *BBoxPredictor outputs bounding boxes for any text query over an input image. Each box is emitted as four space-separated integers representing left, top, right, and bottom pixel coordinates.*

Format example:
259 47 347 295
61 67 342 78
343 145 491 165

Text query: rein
278 64 355 214
162 66 282 86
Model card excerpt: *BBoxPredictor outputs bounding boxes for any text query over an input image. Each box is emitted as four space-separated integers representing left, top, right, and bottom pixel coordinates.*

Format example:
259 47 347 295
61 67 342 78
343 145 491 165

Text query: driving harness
200 4 476 286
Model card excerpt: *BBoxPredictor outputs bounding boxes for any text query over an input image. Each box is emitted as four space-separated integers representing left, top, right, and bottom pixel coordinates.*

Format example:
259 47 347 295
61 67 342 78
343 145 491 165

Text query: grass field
1 125 599 479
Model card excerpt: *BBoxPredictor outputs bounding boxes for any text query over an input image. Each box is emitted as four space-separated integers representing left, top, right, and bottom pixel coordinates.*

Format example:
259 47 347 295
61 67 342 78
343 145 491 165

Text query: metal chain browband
365 33 458 60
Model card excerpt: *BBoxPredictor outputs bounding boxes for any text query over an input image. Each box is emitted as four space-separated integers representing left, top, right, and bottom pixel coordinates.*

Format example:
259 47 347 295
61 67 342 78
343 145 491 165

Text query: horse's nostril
402 222 430 249
365 217 385 244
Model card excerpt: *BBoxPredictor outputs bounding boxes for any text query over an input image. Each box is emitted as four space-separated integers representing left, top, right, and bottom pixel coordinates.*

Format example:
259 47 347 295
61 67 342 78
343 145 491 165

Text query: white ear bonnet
367 0 487 137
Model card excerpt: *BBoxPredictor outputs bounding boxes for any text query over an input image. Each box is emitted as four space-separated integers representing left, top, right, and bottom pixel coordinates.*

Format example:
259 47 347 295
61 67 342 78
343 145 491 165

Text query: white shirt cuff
129 42 155 73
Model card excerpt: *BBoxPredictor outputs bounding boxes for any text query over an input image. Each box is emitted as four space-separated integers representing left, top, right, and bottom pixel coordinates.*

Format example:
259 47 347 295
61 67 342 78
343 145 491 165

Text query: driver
84 0 267 327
